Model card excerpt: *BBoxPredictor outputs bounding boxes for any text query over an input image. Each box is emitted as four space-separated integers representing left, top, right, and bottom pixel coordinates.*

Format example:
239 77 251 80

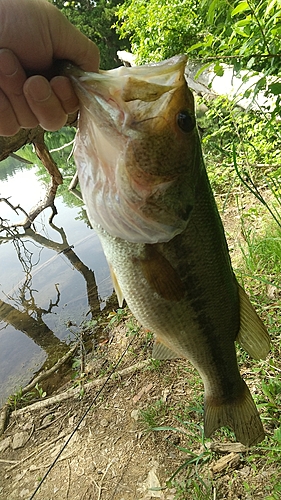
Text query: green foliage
116 0 281 105
139 399 167 427
240 226 281 281
115 0 203 63
197 95 281 199
107 307 128 326
8 387 33 410
198 0 281 75
8 383 46 410
34 383 47 399
50 0 130 69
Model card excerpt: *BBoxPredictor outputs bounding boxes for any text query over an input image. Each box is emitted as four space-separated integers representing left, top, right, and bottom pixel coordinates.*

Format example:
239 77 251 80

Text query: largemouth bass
64 56 270 446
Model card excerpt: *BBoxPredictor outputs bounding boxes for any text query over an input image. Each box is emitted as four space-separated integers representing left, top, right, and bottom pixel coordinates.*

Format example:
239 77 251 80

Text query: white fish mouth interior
73 55 192 244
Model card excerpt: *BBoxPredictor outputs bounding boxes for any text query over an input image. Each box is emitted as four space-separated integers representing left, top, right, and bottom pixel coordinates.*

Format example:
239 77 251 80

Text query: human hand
0 0 99 136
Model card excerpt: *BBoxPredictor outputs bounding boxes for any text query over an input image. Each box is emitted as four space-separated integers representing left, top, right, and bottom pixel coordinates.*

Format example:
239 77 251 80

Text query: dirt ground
0 319 276 500
0 194 278 500
0 324 198 500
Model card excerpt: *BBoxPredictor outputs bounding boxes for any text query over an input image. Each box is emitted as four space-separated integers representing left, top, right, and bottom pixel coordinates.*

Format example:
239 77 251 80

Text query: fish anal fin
137 246 185 302
237 284 270 359
109 264 124 307
152 338 181 360
204 380 264 447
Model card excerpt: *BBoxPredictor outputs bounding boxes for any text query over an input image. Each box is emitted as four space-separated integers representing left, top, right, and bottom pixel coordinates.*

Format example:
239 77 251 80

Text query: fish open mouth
63 55 199 243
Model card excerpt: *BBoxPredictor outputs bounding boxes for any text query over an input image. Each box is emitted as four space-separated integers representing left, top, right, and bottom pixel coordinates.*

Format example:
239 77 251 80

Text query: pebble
12 431 29 450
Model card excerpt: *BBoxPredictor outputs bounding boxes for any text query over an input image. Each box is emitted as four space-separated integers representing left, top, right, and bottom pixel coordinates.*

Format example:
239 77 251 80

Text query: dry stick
0 403 11 437
21 343 79 396
94 461 113 500
0 343 79 437
36 409 70 431
66 459 71 500
14 359 150 416
8 431 70 471
0 459 18 464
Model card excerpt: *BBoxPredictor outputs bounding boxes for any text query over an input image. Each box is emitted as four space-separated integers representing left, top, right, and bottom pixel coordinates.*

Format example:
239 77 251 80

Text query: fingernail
25 76 52 102
0 49 18 76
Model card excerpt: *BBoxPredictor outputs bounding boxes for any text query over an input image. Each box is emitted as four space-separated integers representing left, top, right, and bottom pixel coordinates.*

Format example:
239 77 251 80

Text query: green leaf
214 62 224 76
231 1 250 17
268 83 281 95
195 62 213 80
186 41 204 52
207 0 221 23
265 0 278 17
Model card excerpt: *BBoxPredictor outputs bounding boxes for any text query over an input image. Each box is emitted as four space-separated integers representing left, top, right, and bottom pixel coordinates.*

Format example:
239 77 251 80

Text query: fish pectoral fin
152 339 181 360
109 265 124 308
137 246 185 302
204 380 264 446
237 284 270 359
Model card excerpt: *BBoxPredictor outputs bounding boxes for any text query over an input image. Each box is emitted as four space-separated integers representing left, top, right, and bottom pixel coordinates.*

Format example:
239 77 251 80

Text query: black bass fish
64 56 270 446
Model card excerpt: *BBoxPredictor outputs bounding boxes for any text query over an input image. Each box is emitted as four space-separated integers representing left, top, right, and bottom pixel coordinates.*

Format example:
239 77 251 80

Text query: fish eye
177 111 195 133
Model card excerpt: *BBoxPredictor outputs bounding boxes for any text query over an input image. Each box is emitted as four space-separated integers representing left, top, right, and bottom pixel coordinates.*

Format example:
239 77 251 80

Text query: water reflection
0 159 113 405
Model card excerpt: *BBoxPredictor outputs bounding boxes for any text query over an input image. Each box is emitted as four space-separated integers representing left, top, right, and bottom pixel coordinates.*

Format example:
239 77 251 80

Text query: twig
36 409 70 431
68 171 79 190
0 459 18 464
95 461 113 500
8 431 70 470
66 460 71 499
0 404 11 437
0 344 78 437
49 139 75 153
9 153 33 165
21 343 79 396
0 197 32 221
13 359 150 415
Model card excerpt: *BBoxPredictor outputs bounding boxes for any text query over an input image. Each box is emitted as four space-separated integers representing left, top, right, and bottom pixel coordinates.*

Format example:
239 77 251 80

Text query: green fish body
64 56 270 446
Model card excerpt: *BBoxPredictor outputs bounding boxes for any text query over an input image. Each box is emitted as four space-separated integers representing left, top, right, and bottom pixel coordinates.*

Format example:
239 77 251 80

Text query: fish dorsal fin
152 338 181 360
109 264 124 307
236 283 270 360
137 246 185 302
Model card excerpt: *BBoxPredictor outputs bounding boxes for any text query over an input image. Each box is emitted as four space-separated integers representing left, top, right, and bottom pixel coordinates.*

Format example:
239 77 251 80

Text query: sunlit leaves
115 0 202 63
117 0 280 79
50 0 129 69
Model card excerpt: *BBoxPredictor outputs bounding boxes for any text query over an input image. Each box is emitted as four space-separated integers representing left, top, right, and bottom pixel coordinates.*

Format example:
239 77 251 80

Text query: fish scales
63 55 270 446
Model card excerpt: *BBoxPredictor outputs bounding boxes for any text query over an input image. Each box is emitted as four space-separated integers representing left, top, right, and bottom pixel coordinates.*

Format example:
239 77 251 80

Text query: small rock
19 489 30 498
0 436 11 453
146 469 164 499
100 419 109 427
22 421 33 431
161 388 170 402
131 409 139 421
12 431 30 450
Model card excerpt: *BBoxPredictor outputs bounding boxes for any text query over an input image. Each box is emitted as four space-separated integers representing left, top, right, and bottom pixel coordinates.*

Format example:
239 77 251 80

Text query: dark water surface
0 159 113 405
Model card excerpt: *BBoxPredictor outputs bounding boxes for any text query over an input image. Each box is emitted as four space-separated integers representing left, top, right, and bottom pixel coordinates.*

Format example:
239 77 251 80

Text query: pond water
0 157 113 406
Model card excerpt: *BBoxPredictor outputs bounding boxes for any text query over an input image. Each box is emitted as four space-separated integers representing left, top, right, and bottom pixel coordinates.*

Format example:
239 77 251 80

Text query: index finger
0 49 38 129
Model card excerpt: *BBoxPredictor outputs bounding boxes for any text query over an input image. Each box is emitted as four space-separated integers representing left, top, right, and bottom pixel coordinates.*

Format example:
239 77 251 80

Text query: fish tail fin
237 283 270 359
204 380 264 446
